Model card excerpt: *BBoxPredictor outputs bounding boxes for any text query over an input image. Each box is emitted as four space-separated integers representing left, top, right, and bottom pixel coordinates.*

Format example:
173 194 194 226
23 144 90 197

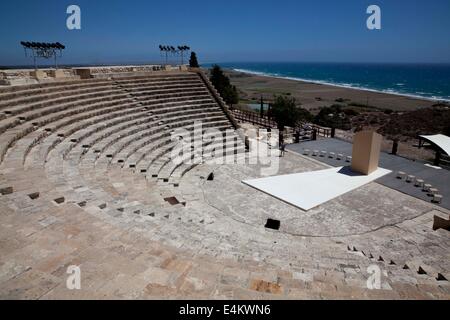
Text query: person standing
280 142 286 157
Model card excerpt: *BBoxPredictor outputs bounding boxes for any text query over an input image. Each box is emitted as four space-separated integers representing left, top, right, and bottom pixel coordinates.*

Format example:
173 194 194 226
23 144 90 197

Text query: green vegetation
343 108 360 117
348 101 378 110
343 101 395 114
189 52 199 68
348 102 367 108
209 65 239 107
248 88 292 95
270 95 312 130
432 102 450 108
222 85 239 106
313 104 352 130
379 107 450 139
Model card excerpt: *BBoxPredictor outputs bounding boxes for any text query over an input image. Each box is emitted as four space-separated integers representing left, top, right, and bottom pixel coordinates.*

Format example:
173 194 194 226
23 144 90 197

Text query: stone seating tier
1 70 449 299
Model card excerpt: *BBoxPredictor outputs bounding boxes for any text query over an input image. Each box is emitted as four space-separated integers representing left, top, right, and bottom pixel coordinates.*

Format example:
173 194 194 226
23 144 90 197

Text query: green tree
189 52 199 68
313 105 351 130
271 95 309 130
209 65 239 106
222 85 239 107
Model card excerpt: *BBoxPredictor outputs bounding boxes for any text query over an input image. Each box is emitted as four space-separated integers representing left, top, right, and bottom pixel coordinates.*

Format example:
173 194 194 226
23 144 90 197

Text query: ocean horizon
210 62 450 103
4 61 450 103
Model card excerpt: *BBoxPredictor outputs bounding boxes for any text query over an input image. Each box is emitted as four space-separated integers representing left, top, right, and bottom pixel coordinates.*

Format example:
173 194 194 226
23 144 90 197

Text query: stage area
287 138 450 209
242 166 391 211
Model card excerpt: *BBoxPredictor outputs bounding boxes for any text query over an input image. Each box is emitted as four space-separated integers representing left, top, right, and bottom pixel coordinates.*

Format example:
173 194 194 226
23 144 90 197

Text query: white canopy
419 134 450 156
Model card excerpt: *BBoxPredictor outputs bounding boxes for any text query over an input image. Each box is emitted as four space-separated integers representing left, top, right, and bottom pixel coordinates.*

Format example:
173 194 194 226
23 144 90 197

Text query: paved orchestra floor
287 138 450 210
243 166 391 211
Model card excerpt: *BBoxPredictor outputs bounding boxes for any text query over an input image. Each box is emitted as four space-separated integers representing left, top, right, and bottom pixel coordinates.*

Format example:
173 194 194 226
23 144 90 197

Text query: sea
211 62 450 102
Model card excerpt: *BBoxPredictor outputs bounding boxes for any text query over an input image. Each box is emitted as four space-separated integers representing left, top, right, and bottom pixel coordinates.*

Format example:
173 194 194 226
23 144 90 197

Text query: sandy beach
223 68 450 162
226 69 438 112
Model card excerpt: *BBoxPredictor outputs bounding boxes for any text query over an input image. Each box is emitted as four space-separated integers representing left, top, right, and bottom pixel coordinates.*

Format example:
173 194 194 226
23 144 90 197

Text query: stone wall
0 68 79 86
75 65 181 79
0 64 186 85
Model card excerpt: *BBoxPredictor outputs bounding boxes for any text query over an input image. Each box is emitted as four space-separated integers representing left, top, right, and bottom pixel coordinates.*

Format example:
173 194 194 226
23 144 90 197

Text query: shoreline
225 69 443 112
231 68 450 104
226 67 450 162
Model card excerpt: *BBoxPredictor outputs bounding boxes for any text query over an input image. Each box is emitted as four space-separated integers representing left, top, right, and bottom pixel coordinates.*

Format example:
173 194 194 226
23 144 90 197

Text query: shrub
209 65 239 107
313 105 351 130
271 95 312 130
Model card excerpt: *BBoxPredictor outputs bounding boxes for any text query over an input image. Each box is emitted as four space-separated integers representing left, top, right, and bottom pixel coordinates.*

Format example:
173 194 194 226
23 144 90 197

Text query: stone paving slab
1 75 449 299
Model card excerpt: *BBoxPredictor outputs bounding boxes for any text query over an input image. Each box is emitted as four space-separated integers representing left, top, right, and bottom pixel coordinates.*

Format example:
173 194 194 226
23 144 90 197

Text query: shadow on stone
337 166 365 177
433 215 450 231
265 218 280 230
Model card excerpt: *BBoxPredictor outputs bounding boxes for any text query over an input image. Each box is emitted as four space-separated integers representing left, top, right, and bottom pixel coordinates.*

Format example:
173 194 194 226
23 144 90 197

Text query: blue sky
1 0 450 66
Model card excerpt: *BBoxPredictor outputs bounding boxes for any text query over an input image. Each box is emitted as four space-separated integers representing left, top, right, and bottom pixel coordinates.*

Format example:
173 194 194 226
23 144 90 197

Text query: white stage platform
242 166 391 211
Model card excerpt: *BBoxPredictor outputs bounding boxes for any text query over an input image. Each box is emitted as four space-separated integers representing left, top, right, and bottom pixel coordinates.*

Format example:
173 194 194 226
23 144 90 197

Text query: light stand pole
159 45 191 66
21 42 65 71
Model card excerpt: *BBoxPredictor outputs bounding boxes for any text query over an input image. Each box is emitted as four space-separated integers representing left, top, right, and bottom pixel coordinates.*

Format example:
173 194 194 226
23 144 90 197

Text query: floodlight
20 41 66 70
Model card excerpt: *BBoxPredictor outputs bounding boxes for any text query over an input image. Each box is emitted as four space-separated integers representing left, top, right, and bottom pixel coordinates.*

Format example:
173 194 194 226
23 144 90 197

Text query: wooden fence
231 109 277 128
231 109 332 139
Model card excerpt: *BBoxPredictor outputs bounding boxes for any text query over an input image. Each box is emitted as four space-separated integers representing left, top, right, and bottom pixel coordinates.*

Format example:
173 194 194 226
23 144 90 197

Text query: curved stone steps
157 139 244 183
125 87 209 98
141 96 215 109
119 112 227 169
0 99 138 169
0 93 133 161
127 126 238 173
21 102 143 169
64 113 156 163
3 72 448 299
92 117 231 170
0 78 112 101
14 100 136 163
4 152 447 295
112 110 227 163
104 122 232 178
120 81 205 92
46 150 221 244
0 86 123 116
0 82 116 110
133 90 212 104
46 146 269 256
143 126 236 180
112 73 198 84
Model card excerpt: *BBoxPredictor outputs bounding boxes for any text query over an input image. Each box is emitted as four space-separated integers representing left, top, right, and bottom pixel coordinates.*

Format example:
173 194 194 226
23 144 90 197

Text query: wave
232 68 450 103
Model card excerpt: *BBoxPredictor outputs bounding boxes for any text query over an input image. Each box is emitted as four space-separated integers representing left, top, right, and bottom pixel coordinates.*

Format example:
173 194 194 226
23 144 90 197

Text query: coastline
225 67 450 162
225 68 444 112
231 67 450 104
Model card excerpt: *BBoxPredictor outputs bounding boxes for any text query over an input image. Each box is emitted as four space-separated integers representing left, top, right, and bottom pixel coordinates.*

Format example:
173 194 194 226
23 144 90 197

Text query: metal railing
231 109 277 128
231 109 333 139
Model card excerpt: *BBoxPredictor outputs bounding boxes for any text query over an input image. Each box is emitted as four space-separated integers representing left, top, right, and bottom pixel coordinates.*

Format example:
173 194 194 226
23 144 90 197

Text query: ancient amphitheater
0 65 449 299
